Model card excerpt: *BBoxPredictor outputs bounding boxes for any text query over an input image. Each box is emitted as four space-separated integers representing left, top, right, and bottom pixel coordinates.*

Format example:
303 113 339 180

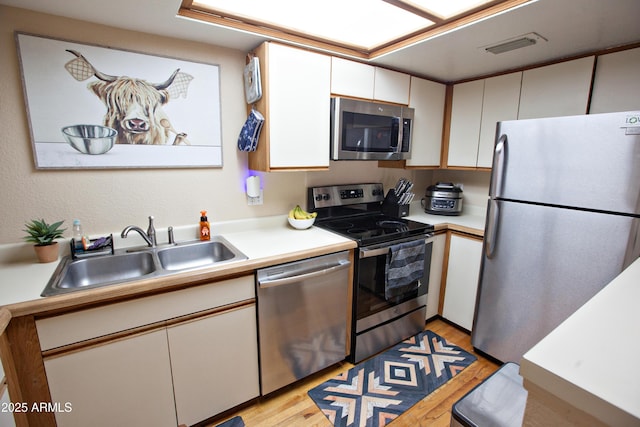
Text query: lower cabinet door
44 329 176 427
442 233 483 330
167 304 260 426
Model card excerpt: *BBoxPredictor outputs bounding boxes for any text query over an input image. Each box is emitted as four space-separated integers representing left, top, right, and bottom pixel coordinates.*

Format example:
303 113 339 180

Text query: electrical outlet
247 190 263 205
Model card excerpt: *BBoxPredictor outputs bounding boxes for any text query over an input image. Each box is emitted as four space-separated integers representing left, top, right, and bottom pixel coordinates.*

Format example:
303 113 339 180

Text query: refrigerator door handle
485 200 500 259
490 134 507 197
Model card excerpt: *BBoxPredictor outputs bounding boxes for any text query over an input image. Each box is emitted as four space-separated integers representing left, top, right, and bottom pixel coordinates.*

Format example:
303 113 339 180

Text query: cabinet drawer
36 275 254 350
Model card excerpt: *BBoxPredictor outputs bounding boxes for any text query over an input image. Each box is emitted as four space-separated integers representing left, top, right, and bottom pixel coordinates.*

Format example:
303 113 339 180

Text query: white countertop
0 215 356 309
0 208 486 310
406 202 487 234
520 257 640 426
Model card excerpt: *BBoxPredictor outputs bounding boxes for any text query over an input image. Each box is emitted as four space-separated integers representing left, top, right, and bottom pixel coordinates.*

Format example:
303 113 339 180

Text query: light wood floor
208 318 499 427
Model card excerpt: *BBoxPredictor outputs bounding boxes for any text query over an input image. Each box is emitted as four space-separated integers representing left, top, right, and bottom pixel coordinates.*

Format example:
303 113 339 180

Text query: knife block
382 190 410 218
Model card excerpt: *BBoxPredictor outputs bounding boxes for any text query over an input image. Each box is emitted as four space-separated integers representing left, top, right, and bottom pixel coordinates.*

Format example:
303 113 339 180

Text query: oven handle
359 234 433 259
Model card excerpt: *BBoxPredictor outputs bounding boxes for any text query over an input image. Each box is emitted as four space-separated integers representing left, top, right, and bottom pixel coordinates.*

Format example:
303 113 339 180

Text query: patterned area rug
215 415 244 427
308 330 476 427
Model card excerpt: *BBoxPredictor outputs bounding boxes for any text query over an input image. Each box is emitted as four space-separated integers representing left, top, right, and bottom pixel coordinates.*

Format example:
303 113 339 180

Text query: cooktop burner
316 213 432 246
309 183 433 246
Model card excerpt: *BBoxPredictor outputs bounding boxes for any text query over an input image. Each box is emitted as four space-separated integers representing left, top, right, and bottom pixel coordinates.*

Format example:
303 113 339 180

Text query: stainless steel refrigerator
472 111 640 363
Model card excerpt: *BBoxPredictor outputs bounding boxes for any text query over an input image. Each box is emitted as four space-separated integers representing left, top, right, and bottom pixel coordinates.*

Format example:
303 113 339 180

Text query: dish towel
385 239 425 300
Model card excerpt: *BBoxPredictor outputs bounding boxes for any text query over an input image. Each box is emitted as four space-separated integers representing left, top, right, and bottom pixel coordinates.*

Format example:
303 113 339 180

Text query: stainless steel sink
52 252 157 291
41 236 247 297
157 240 240 271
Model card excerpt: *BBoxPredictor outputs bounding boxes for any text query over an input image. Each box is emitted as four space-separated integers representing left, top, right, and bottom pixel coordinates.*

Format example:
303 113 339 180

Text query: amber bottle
199 210 210 241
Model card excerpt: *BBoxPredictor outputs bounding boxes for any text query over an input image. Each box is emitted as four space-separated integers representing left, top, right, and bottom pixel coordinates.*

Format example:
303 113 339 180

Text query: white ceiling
2 0 640 82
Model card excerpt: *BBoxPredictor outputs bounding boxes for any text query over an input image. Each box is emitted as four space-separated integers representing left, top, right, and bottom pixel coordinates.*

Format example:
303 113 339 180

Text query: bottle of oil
199 210 210 241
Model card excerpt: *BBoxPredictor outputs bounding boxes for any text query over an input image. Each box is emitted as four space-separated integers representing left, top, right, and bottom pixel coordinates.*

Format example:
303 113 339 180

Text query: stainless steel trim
353 305 426 363
258 261 350 288
356 293 427 333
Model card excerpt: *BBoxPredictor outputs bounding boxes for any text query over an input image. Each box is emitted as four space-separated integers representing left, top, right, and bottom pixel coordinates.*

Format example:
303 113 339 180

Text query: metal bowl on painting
62 124 117 155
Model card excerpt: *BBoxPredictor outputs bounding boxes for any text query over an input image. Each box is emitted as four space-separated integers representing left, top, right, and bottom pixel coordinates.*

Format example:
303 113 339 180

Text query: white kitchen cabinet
330 57 410 104
426 233 446 319
442 232 483 331
476 72 522 167
44 329 177 427
168 304 260 426
331 57 375 99
447 72 522 168
406 76 446 167
590 47 640 114
39 275 258 426
249 42 331 171
518 56 595 119
373 67 411 105
448 80 484 168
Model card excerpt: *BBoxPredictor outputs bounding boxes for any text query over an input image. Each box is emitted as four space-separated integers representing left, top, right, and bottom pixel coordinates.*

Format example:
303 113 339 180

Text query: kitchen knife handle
485 200 499 259
490 134 507 198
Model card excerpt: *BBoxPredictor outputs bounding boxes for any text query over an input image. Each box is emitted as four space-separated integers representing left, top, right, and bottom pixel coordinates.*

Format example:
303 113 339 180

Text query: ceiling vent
482 32 547 54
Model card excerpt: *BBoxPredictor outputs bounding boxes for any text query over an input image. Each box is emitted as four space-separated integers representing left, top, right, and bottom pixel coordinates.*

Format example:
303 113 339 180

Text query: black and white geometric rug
308 330 476 427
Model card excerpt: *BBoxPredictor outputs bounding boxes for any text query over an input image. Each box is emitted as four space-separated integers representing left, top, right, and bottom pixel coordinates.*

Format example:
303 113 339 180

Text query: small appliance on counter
422 182 463 215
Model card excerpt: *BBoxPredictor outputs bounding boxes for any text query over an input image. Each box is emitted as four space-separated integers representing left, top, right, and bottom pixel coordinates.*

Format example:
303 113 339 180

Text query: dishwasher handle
258 261 350 288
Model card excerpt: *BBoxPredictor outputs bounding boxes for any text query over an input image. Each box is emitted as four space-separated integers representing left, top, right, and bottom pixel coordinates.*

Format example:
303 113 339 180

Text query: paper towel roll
246 175 261 198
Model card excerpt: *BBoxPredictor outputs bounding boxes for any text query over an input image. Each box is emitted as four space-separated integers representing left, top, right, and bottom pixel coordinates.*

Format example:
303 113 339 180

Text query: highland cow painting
16 33 222 169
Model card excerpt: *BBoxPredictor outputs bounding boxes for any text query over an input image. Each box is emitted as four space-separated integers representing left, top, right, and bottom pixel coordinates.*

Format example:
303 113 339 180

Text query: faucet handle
147 215 157 247
168 226 175 245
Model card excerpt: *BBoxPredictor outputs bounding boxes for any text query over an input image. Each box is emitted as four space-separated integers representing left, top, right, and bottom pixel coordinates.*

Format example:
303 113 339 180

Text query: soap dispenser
199 210 210 241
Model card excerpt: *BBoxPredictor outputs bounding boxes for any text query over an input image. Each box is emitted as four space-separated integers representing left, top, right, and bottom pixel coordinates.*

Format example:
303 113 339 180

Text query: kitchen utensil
62 124 117 155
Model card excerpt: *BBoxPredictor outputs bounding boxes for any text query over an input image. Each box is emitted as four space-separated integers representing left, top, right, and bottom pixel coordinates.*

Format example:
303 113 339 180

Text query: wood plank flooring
207 318 499 427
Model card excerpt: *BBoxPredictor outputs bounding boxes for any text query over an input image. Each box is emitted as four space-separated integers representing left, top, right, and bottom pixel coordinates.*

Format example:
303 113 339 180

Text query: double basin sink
41 236 248 297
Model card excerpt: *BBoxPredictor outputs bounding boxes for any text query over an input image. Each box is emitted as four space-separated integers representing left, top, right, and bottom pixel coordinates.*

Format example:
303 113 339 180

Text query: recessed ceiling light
179 0 537 58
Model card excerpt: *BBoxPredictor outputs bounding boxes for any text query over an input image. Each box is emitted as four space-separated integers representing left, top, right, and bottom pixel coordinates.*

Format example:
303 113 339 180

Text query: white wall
0 6 417 245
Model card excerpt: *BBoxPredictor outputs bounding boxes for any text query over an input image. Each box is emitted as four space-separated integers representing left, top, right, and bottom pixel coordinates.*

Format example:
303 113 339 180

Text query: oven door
355 235 432 333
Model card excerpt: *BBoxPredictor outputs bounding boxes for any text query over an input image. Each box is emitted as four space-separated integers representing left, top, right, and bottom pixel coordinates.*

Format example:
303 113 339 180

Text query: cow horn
66 49 118 82
153 69 180 90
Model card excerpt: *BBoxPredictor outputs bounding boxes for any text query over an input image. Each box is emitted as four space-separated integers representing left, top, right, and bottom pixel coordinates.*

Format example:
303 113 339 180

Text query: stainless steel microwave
331 97 414 161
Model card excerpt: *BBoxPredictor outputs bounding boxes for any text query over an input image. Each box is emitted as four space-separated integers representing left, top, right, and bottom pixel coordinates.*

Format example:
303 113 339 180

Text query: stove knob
322 194 331 201
315 194 323 201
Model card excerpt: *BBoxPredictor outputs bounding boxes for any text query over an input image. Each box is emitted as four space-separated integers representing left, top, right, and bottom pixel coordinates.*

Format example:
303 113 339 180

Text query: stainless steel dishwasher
256 251 351 395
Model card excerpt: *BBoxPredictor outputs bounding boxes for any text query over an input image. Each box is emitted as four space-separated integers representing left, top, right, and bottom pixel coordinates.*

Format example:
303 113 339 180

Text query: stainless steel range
309 183 434 363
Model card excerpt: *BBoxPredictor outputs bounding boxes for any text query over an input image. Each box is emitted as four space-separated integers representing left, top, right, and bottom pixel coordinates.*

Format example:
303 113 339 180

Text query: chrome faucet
121 216 157 247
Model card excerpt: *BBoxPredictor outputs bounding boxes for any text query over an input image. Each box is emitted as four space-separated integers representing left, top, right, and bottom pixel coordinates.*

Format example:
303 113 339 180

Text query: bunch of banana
288 205 317 220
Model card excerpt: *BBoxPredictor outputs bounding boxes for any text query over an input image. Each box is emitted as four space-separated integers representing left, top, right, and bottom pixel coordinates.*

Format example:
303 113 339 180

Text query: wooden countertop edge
0 308 10 334
434 222 484 237
2 240 357 320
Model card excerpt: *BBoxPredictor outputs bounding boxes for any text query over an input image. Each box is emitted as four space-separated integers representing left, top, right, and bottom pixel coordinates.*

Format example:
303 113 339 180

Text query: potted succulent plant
23 218 66 263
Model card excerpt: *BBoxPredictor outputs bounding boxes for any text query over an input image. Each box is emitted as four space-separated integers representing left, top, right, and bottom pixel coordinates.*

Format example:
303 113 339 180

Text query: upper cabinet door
373 67 411 105
518 56 595 120
590 47 640 114
249 42 331 171
331 57 375 99
477 72 522 168
448 79 484 168
406 76 446 167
